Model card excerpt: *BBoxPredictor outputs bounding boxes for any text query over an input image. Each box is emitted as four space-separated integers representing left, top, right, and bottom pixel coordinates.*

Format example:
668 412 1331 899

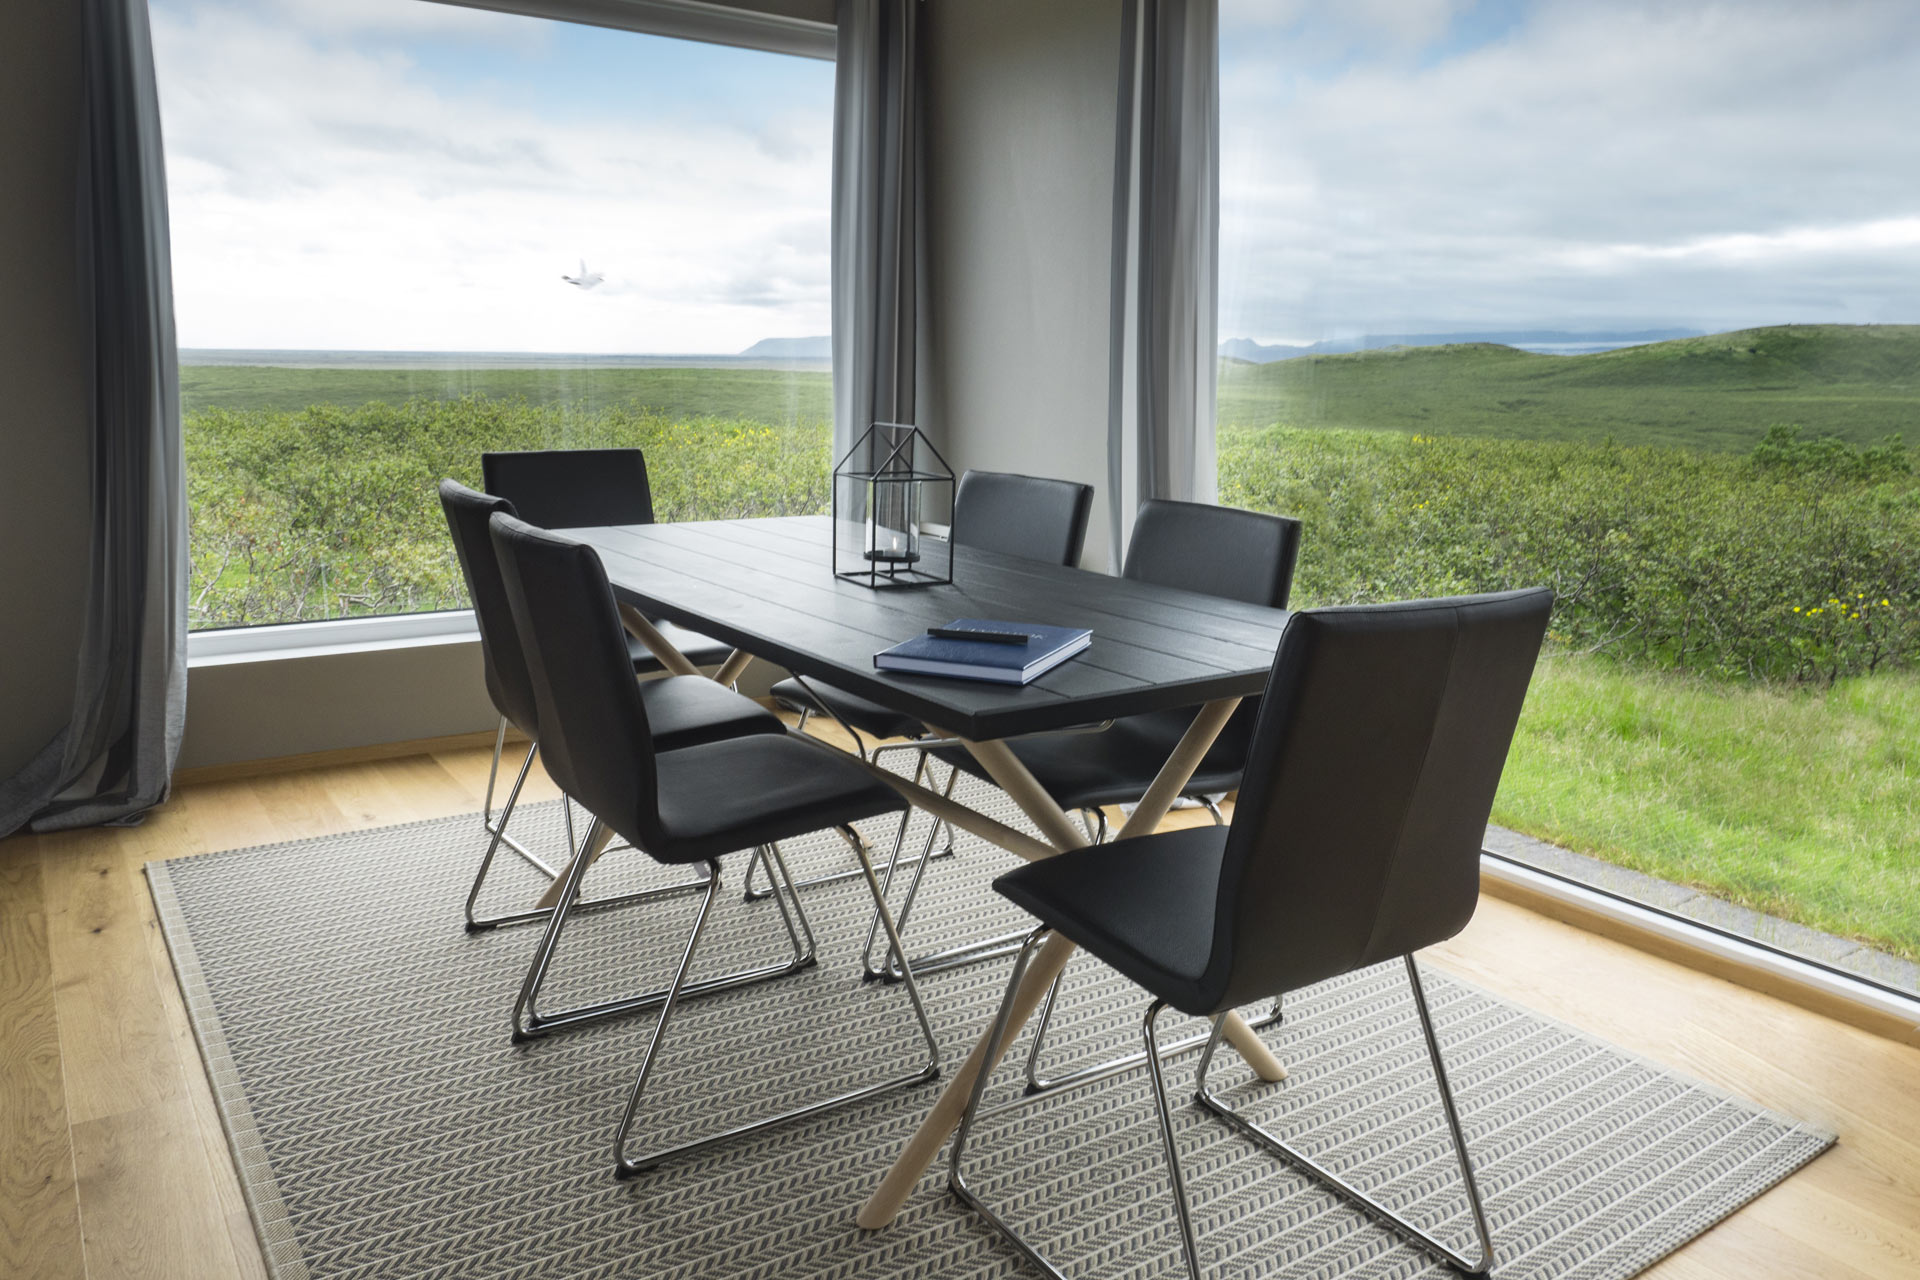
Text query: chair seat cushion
649 735 907 864
638 676 783 754
929 709 1248 811
628 622 734 673
770 677 925 742
993 826 1228 1017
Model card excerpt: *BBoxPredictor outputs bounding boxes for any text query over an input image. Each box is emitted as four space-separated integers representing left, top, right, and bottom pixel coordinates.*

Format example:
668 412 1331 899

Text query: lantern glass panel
832 422 954 588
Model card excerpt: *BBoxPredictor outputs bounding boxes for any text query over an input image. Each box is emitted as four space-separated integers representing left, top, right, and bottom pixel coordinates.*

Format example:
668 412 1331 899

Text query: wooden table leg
531 819 616 912
858 698 1283 1230
617 603 704 678
712 648 752 687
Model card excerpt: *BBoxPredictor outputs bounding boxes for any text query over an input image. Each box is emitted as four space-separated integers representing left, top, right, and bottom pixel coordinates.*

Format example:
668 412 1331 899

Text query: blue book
874 619 1092 685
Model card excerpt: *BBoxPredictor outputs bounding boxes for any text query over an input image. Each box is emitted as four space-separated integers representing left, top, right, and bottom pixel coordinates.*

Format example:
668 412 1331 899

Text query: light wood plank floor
2 734 1916 1280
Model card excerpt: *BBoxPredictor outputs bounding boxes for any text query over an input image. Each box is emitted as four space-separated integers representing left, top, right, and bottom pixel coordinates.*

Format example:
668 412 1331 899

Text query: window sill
187 611 479 668
1480 852 1920 1049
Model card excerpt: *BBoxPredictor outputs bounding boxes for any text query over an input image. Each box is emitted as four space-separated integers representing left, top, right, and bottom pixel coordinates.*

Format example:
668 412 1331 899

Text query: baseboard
1480 855 1920 1051
171 729 527 786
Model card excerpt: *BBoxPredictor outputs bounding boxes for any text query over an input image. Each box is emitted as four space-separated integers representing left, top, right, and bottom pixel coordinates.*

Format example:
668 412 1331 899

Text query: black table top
567 515 1291 741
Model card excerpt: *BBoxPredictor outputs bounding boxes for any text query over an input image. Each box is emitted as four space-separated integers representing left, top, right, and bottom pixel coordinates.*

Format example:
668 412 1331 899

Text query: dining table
559 513 1295 1230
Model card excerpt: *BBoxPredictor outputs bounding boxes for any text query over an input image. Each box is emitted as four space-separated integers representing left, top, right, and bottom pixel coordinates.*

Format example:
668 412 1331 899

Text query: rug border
147 857 314 1280
143 803 1837 1280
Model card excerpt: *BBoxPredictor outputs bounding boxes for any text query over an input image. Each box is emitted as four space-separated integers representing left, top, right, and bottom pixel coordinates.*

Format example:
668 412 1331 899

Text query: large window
153 0 835 629
1218 2 1920 983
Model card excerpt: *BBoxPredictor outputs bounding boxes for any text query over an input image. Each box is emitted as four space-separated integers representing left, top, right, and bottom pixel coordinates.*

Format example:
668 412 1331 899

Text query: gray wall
919 0 1122 569
0 1 93 781
176 646 776 770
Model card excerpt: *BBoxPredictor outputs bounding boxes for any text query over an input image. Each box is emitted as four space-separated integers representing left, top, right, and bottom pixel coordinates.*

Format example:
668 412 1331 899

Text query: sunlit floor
3 723 1916 1280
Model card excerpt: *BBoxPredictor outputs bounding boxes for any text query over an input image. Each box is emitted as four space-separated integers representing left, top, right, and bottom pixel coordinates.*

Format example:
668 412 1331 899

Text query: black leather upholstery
767 679 926 742
651 735 902 864
993 587 1553 1017
483 449 732 669
930 499 1303 808
639 675 782 753
949 469 1096 566
483 448 653 532
1122 499 1300 608
490 513 905 864
773 468 1097 738
439 480 542 738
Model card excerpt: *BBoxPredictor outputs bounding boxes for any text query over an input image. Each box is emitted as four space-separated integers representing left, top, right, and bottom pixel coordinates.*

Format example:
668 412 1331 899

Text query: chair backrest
1122 498 1301 608
1202 587 1552 1010
1119 499 1304 762
438 480 539 737
950 470 1095 566
489 512 663 852
483 449 654 531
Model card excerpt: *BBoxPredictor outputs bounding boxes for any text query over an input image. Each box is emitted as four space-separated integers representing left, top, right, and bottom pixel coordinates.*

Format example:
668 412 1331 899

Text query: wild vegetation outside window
152 0 835 630
1216 0 1920 981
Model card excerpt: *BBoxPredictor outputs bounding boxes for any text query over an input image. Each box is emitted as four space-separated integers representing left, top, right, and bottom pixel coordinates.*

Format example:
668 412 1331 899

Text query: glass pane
153 0 834 629
1218 2 1919 989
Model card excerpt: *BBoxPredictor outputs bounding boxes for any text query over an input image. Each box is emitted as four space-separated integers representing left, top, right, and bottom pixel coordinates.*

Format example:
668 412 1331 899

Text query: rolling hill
1217 324 1920 451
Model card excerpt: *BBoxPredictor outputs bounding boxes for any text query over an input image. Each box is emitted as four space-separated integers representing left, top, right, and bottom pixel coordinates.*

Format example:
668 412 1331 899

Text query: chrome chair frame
612 835 943 1176
949 928 1496 1279
853 727 1114 985
744 672 958 901
467 720 711 932
506 806 915 1041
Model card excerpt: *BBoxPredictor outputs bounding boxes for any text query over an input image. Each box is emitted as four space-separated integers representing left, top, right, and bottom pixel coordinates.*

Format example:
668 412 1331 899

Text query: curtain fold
0 0 187 838
1108 0 1219 567
830 0 923 466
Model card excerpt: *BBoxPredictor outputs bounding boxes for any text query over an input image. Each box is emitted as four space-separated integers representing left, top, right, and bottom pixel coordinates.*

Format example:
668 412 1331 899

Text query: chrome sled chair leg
951 942 1492 1279
509 819 816 1041
466 731 709 932
612 839 941 1175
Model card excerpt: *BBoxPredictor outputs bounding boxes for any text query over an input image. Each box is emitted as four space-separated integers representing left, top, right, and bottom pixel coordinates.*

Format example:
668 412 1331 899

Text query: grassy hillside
180 363 833 424
1218 324 1920 451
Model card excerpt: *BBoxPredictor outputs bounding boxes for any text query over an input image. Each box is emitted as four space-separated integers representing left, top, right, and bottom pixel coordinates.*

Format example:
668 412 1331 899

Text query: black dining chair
482 448 735 669
439 481 782 937
948 587 1553 1280
486 447 880 887
868 499 1302 994
763 468 1097 898
489 511 941 1172
470 450 737 874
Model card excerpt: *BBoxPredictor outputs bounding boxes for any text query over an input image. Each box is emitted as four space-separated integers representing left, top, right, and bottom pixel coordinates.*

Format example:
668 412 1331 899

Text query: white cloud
1219 0 1920 342
152 0 832 353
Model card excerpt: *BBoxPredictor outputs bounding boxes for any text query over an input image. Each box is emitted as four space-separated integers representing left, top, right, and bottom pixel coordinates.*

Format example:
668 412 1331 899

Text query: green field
1219 324 1920 452
1496 658 1919 959
178 325 1918 960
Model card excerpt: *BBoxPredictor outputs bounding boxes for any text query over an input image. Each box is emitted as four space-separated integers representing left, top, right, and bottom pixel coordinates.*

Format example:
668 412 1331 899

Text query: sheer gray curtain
0 0 187 837
831 0 923 465
1107 0 1219 566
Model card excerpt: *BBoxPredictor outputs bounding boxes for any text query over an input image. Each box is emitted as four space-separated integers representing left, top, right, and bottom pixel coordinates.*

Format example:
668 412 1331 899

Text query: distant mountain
1220 329 1701 363
739 335 832 359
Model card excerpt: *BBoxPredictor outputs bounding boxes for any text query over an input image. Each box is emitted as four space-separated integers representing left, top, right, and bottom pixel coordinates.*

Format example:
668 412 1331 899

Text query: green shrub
1219 425 1919 682
185 394 830 628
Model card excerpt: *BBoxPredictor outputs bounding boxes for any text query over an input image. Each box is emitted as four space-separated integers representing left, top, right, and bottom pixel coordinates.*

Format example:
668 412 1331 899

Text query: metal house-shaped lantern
832 422 954 588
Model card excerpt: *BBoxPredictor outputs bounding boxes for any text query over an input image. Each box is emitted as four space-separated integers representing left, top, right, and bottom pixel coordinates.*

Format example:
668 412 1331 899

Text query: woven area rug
148 774 1831 1280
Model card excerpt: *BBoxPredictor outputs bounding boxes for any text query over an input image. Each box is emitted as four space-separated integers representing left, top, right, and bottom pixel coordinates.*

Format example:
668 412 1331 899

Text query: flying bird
562 260 604 290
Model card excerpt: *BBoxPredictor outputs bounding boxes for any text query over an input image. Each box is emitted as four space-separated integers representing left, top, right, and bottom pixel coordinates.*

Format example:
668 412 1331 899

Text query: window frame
181 0 834 662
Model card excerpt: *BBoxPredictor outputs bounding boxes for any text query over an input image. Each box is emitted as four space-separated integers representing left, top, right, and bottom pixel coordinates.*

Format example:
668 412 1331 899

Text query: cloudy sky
151 0 833 354
1219 0 1920 345
153 0 1920 355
